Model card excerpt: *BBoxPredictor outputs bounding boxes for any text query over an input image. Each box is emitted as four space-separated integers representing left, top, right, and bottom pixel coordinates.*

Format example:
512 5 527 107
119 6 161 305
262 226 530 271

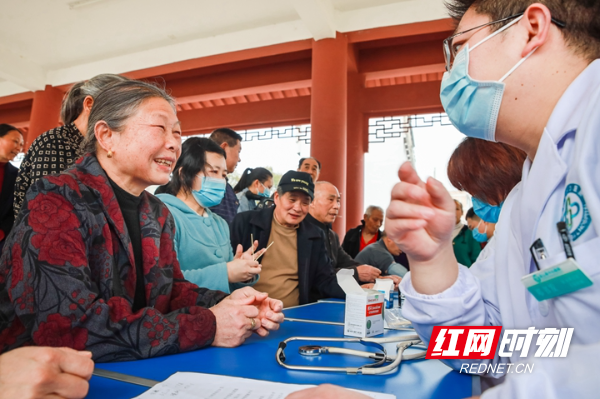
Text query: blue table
87 301 473 398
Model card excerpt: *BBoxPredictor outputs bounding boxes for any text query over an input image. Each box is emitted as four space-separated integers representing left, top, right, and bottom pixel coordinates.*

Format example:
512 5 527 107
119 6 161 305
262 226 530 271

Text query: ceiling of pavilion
0 0 447 97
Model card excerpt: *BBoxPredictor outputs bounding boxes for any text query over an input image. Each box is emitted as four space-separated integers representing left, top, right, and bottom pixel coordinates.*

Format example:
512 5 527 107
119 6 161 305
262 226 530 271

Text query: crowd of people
0 0 598 398
0 76 407 398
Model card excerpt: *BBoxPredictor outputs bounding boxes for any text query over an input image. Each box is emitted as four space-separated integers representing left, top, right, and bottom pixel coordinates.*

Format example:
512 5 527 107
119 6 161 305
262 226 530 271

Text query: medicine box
337 269 384 338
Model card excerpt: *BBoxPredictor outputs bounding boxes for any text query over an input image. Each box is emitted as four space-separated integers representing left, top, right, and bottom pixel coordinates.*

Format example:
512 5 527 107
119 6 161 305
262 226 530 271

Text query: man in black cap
230 171 344 308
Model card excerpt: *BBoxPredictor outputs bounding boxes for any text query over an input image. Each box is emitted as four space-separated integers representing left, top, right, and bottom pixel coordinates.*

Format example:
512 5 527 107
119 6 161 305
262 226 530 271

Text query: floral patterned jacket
0 154 228 362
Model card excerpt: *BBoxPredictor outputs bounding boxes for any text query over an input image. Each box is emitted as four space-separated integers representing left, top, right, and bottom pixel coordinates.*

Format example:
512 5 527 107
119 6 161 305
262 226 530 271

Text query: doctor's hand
227 244 262 283
356 265 381 283
210 294 261 347
0 346 94 399
286 384 370 399
229 287 284 337
386 162 458 294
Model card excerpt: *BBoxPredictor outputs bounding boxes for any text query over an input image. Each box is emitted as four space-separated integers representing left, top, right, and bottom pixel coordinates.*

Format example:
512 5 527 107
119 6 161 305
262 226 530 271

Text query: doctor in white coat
287 1 600 399
387 1 600 398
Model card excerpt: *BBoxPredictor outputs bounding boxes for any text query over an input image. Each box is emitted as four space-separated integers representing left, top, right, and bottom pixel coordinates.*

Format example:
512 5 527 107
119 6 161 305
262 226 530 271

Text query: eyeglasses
443 12 566 71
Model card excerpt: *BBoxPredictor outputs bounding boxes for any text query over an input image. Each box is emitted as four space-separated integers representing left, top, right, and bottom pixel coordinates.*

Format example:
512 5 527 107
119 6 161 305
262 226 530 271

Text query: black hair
0 124 22 138
233 167 273 194
466 207 480 221
298 157 321 170
445 0 600 60
209 128 242 148
157 137 226 196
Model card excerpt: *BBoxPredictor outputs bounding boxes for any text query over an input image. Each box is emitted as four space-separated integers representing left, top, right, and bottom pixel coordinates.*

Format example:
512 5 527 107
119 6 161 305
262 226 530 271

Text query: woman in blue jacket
156 138 264 293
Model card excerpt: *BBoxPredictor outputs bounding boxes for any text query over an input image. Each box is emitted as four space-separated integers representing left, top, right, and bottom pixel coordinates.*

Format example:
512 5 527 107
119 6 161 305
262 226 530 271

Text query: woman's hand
385 162 458 294
227 244 262 283
210 294 261 347
0 347 94 399
229 287 284 337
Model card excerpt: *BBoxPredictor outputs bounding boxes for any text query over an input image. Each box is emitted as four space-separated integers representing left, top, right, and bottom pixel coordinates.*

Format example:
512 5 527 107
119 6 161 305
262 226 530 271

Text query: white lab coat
400 59 600 398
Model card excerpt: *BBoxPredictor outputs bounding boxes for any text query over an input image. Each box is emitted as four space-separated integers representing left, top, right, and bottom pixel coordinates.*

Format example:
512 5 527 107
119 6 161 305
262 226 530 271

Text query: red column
26 85 64 150
344 71 365 237
310 33 348 237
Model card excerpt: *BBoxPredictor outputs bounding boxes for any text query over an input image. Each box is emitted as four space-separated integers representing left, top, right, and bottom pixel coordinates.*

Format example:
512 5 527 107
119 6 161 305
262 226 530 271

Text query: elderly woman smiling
0 80 283 361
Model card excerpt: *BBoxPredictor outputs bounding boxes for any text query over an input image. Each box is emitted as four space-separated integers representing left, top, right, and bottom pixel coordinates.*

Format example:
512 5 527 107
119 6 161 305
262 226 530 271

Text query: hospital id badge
521 258 593 301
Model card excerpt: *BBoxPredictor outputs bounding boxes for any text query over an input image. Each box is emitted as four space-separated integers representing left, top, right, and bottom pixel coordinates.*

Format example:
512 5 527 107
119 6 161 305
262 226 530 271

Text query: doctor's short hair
447 137 527 205
364 205 384 217
445 0 600 60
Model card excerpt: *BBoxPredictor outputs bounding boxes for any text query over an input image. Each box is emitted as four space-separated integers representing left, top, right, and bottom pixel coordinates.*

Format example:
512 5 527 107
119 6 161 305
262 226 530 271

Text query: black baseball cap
278 171 314 199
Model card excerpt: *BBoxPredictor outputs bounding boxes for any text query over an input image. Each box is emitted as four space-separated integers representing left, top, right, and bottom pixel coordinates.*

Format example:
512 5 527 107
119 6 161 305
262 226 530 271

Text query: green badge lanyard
522 222 593 302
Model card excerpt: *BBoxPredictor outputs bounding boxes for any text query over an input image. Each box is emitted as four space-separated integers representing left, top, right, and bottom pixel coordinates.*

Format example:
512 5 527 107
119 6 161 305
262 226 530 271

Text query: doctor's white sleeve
480 342 600 399
399 238 507 376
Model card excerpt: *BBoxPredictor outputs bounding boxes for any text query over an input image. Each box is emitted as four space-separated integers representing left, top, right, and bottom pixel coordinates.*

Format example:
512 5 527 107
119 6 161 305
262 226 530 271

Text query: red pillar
310 33 348 237
345 71 365 237
27 85 64 150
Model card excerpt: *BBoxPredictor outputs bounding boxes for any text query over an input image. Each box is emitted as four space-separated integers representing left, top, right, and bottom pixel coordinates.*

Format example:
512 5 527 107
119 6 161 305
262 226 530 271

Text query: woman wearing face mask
156 138 265 293
449 138 526 257
448 138 520 263
0 124 23 252
466 207 495 246
233 167 273 213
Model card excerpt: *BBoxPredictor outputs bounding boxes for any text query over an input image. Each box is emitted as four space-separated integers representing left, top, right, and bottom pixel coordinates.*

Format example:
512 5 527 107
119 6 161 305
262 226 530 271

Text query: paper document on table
133 372 396 399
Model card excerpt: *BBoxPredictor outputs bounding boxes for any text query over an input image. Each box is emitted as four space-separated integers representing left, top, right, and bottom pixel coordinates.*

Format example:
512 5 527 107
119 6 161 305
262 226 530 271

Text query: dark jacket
453 224 482 267
230 208 345 305
0 162 18 251
305 214 361 301
0 154 227 361
341 220 382 259
305 213 359 274
209 180 239 225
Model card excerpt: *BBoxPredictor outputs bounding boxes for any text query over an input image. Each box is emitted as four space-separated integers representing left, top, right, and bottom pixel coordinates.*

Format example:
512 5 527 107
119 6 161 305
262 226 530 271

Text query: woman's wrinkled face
113 97 182 191
0 130 23 162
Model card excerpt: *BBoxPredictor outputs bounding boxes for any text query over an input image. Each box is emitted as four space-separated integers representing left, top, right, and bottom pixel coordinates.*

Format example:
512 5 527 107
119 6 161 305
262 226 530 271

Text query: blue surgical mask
472 221 488 243
258 182 270 198
440 16 536 141
192 176 226 208
472 197 503 223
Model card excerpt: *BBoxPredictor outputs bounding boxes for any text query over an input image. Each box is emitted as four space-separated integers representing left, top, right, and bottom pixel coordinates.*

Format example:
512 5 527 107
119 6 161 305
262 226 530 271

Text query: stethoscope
276 334 426 375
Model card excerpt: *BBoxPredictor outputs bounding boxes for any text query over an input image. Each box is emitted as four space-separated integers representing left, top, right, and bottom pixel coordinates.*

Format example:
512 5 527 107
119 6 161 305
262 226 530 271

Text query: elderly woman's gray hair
60 74 129 126
82 80 177 155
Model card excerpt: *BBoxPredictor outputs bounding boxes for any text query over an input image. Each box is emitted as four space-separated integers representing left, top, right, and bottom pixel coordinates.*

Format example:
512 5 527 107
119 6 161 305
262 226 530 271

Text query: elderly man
209 128 243 225
306 182 398 293
341 205 384 258
230 171 344 308
355 232 408 278
297 157 320 183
